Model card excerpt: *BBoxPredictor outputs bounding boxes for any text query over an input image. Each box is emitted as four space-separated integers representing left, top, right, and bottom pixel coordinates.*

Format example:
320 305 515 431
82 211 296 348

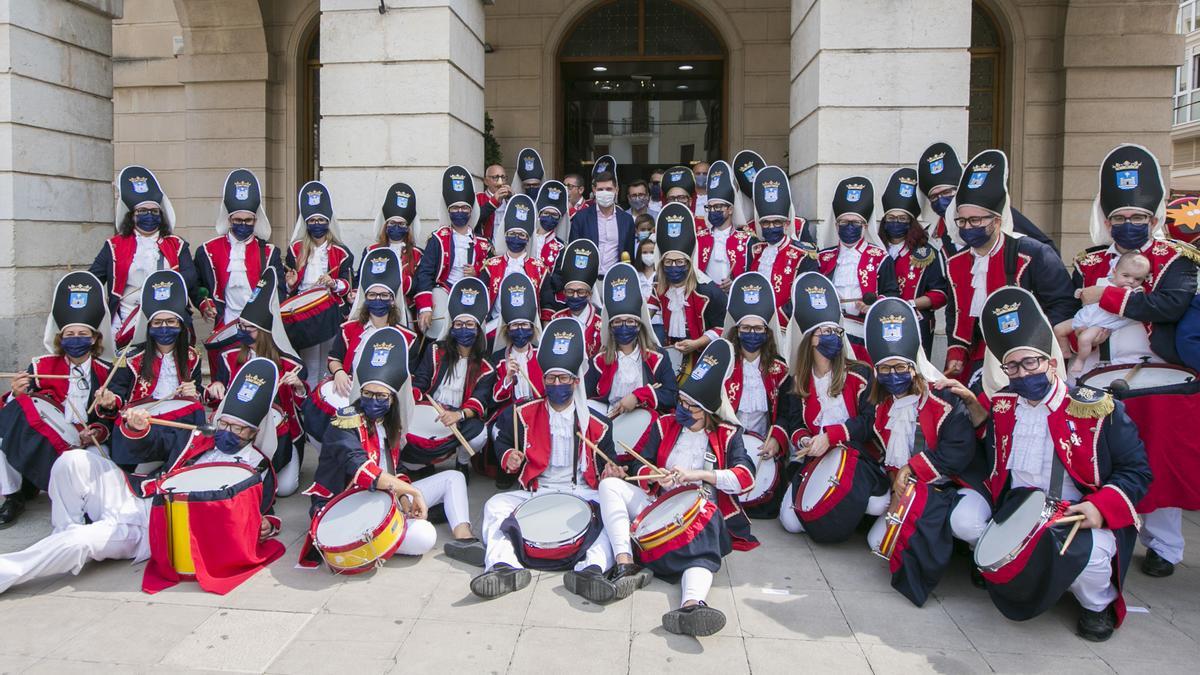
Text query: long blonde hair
296 220 344 272
603 320 653 364
655 254 698 296
791 330 850 398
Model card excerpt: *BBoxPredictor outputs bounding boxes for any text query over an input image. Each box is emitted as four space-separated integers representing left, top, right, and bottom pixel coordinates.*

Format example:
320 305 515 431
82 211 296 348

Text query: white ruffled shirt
509 347 533 401
738 357 769 436
64 359 92 426
433 359 468 409
299 241 330 292
224 233 253 324
1008 387 1083 501
706 227 732 284
540 403 582 489
664 427 742 493
120 233 163 321
665 286 689 339
812 371 849 429
755 240 781 278
447 232 473 286
883 394 919 469
968 236 1001 318
832 243 863 317
610 347 644 404
150 352 181 400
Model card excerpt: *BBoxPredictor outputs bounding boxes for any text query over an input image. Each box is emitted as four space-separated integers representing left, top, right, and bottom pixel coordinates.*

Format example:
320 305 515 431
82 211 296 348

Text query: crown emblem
700 355 718 368
738 161 755 172
395 190 411 198
971 163 994 172
128 176 149 185
233 180 252 189
306 189 322 197
244 374 266 386
553 331 573 340
67 283 92 292
845 183 866 191
991 302 1020 316
1111 160 1142 172
370 255 389 264
741 284 762 293
760 180 780 189
573 247 592 256
610 276 628 286
879 314 906 324
514 203 529 212
899 176 918 186
665 214 684 223
373 342 394 351
804 286 824 294
151 281 173 290
449 173 466 181
926 152 946 163
461 288 479 299
506 284 528 293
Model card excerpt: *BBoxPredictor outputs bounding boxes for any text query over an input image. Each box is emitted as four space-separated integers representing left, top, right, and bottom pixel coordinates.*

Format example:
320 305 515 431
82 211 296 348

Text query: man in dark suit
569 171 635 276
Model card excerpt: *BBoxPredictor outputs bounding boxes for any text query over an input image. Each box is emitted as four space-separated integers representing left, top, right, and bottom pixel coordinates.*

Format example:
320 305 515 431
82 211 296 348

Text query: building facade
0 0 1181 366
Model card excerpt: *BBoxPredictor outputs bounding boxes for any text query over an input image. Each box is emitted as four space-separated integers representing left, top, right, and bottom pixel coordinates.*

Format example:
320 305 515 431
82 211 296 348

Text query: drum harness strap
1046 441 1067 513
701 440 718 502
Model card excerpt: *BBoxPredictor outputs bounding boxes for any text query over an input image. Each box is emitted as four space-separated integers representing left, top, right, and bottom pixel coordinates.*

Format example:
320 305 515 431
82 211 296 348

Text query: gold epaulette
1169 239 1200 265
1066 386 1114 419
910 245 937 269
797 241 818 259
332 410 361 430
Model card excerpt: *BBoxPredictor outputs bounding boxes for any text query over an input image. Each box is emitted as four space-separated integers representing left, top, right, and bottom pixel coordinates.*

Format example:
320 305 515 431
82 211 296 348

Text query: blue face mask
815 333 842 360
650 184 662 200
878 371 913 396
235 328 254 346
508 326 533 348
134 212 162 232
1111 221 1150 251
674 404 696 428
664 265 688 285
546 382 574 406
959 224 992 249
524 186 540 198
366 298 392 317
708 210 728 228
505 235 528 253
230 222 256 241
61 335 94 358
933 194 953 217
565 295 589 313
360 396 392 420
1008 372 1053 401
149 325 181 346
539 214 558 231
882 219 910 240
307 222 329 240
761 224 785 244
838 222 863 245
739 330 768 353
214 429 245 455
630 196 649 212
613 323 639 346
451 326 477 348
386 223 408 241
448 211 471 228
637 230 651 242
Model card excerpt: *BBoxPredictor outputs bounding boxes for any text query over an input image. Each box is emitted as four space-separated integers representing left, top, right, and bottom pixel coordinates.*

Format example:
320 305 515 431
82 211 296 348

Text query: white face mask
595 190 616 208
641 254 656 266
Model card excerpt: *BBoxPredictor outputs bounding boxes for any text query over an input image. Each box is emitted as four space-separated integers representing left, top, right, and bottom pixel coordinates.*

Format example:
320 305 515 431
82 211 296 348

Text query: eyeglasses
679 400 702 414
451 320 477 330
610 319 638 329
565 183 582 190
661 258 689 268
149 319 181 328
1109 213 1151 226
230 217 256 226
133 207 161 216
359 391 392 402
739 326 767 335
875 363 913 376
508 321 533 331
306 218 329 226
216 420 256 442
563 288 590 298
506 232 529 241
365 292 394 302
666 196 690 204
813 326 844 337
999 355 1048 376
544 374 576 385
882 215 913 224
707 204 730 213
487 173 507 181
953 215 997 229
836 218 866 228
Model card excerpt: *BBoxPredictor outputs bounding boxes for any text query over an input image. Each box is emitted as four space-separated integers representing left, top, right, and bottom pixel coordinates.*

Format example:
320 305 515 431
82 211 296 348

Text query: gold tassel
332 412 361 429
1170 240 1200 266
1066 388 1114 419
910 247 937 269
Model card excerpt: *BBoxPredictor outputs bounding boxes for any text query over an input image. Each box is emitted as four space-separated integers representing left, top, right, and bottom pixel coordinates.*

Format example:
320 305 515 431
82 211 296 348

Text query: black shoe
443 538 486 567
970 566 987 589
565 565 617 603
456 462 471 486
1141 548 1175 578
0 495 26 530
426 503 448 524
1077 604 1116 642
470 563 531 599
608 563 652 600
662 602 726 637
495 472 517 490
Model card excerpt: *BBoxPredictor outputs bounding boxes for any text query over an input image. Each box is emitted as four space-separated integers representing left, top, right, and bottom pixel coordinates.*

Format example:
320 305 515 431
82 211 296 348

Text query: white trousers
1139 508 1185 564
0 450 150 594
480 485 613 573
299 340 334 389
0 448 22 496
411 470 471 529
276 450 300 498
778 484 804 533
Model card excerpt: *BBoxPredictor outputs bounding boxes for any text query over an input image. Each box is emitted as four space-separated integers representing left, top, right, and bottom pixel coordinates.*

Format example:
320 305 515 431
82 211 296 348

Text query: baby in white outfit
1055 251 1150 376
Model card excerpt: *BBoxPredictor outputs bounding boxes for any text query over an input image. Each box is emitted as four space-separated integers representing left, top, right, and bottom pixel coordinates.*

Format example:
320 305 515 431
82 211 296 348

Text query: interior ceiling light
678 64 694 71
592 65 607 72
676 84 689 90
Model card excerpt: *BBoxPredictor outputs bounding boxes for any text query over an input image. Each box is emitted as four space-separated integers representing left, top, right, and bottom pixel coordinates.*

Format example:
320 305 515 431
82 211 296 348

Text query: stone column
1058 0 1181 259
319 0 485 254
789 0 971 228
0 0 123 368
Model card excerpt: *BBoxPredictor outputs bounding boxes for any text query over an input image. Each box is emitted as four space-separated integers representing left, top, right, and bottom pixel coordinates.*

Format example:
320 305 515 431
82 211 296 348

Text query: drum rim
158 461 257 493
513 492 593 547
798 445 848 513
1078 362 1197 386
875 480 920 559
28 394 80 434
630 486 706 544
741 432 777 504
311 488 403 552
973 490 1051 571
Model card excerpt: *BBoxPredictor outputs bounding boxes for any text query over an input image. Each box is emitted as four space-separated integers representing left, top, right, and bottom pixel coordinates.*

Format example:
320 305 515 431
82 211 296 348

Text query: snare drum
974 489 1092 621
406 403 453 441
740 433 780 509
1078 363 1199 398
874 479 918 561
26 394 81 452
156 463 262 578
510 493 594 563
301 377 351 444
426 287 451 341
112 397 206 469
587 401 654 457
794 446 887 543
311 489 408 574
280 287 341 350
631 487 717 562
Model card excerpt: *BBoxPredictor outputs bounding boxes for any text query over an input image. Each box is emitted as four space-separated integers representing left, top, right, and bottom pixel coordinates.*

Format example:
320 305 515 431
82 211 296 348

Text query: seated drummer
0 272 114 529
595 339 756 637
951 287 1152 642
777 272 887 540
585 262 678 444
488 271 544 489
858 298 984 606
300 328 481 568
463 318 619 601
403 277 494 477
0 357 284 594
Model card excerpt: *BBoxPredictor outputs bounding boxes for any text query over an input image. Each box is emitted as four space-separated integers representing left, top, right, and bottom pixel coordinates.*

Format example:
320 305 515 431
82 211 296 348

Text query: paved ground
0 469 1198 674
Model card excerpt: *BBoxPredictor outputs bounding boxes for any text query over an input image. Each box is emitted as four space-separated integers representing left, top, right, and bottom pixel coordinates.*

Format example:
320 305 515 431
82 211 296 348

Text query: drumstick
617 440 662 474
61 396 107 459
625 473 669 482
1051 514 1087 526
575 431 618 468
124 413 215 436
87 342 135 415
0 372 76 380
1059 519 1083 556
423 398 476 457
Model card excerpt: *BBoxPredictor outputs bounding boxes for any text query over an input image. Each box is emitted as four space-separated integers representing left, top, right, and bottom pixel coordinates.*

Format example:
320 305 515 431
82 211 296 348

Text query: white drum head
634 489 701 536
427 288 451 340
318 379 351 411
32 398 80 447
974 491 1047 569
132 398 200 416
316 490 394 547
742 434 775 503
799 446 845 511
612 409 653 451
514 493 592 543
667 348 684 376
407 404 451 438
205 321 240 345
281 287 330 313
160 464 256 493
1080 364 1195 391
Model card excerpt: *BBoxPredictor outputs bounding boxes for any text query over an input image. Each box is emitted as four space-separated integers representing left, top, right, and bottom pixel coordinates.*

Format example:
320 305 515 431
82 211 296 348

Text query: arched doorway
558 0 726 183
969 2 1006 156
298 21 321 189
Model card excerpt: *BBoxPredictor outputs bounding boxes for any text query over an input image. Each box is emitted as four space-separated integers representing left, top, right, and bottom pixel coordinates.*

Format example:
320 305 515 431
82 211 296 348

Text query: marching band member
661 165 700 227
653 203 728 374
415 166 493 334
208 269 307 496
730 149 766 231
480 194 551 338
877 168 949 355
585 262 678 439
0 359 285 595
953 287 1151 642
859 298 983 606
749 166 819 326
0 272 114 528
595 339 756 636
1073 144 1200 579
488 272 544 488
778 272 887 540
696 161 752 291
328 249 419 384
283 181 355 387
466 318 617 599
360 182 423 326
404 278 494 475
533 180 568 272
941 150 1076 382
301 328 481 569
90 166 199 348
512 147 546 199
817 176 898 362
548 239 603 358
